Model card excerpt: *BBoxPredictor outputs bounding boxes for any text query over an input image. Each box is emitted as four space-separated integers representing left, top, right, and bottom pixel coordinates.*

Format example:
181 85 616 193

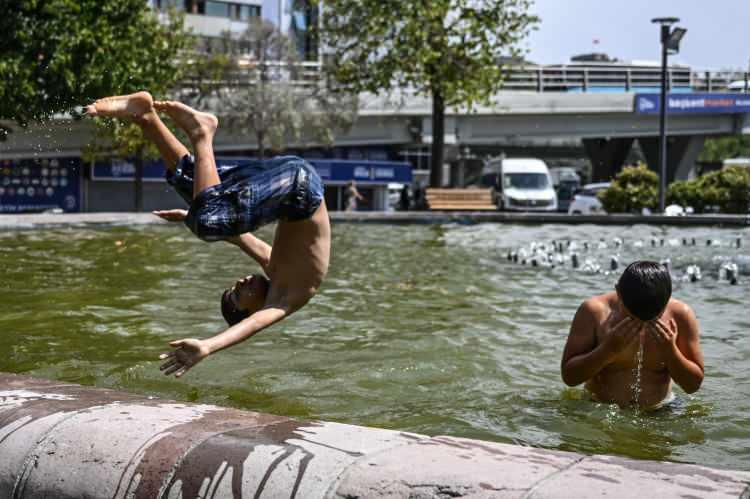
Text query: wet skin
562 291 704 408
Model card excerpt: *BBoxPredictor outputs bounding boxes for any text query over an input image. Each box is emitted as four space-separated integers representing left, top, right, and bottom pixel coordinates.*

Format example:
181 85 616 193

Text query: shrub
667 166 750 213
667 180 705 213
598 165 659 213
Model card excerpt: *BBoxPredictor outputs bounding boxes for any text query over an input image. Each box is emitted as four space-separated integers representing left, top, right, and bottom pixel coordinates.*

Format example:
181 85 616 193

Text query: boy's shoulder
667 297 696 321
579 292 615 319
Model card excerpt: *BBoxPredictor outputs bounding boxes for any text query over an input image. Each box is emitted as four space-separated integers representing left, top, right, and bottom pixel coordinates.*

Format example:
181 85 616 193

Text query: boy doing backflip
86 92 330 378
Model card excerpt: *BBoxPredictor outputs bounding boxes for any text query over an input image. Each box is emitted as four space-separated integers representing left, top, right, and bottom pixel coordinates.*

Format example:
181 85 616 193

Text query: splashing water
630 329 646 406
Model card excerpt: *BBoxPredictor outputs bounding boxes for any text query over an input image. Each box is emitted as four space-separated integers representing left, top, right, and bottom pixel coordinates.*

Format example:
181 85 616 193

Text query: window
503 173 550 190
225 3 260 20
154 0 183 10
205 1 228 17
184 0 205 14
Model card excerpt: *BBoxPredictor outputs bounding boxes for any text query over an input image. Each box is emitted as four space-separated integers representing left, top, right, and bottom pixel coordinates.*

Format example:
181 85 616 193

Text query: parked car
550 167 581 212
568 182 610 214
480 158 558 211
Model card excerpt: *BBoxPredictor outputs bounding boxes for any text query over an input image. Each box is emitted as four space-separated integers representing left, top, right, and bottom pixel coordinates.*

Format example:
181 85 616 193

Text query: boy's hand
602 316 642 356
153 209 188 222
159 339 210 378
648 318 678 354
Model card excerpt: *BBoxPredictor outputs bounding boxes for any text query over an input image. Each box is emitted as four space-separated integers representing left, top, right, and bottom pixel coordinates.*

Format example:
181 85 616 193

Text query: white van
482 158 558 211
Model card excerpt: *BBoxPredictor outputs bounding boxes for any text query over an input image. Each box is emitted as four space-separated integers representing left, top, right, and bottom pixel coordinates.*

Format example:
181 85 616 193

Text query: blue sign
215 157 412 185
305 159 412 184
92 156 413 185
92 158 166 181
635 93 750 114
0 157 81 213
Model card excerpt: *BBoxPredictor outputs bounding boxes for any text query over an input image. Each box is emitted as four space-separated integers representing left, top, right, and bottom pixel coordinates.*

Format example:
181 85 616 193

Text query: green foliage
666 180 705 213
597 165 659 213
0 0 190 126
667 166 750 213
699 136 750 162
316 0 538 107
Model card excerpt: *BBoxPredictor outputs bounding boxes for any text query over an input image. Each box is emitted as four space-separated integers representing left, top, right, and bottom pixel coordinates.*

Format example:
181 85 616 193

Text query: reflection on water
1 223 749 469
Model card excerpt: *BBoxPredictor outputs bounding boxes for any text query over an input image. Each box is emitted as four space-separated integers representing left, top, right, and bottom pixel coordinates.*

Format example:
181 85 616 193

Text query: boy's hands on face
602 316 642 355
153 209 188 222
647 318 678 353
159 339 211 378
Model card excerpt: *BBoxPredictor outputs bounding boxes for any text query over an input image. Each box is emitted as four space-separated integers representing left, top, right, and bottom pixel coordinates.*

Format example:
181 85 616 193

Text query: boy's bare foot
154 101 218 142
85 91 154 123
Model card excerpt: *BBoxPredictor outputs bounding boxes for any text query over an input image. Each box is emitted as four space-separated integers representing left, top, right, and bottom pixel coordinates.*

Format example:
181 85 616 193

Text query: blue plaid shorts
167 155 324 241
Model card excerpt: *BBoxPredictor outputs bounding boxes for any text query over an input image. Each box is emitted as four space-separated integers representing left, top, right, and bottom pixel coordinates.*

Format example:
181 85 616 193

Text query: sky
258 1 750 70
525 0 750 69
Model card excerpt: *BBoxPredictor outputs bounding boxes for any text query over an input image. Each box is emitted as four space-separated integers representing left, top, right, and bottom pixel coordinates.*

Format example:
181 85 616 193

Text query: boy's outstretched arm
159 305 289 378
153 209 272 273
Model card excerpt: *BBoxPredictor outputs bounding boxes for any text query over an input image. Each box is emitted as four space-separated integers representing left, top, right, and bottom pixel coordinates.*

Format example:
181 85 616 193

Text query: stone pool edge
0 211 749 229
1 373 748 499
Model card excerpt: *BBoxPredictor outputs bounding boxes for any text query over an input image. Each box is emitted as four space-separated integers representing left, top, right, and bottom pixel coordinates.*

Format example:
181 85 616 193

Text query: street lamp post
651 17 686 213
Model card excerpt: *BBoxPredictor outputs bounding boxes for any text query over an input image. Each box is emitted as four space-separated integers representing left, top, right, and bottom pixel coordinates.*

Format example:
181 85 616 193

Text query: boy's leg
86 91 189 173
154 101 220 198
139 114 189 173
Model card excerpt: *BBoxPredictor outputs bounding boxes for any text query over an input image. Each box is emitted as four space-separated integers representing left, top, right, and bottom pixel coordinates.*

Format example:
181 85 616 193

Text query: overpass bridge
347 89 750 182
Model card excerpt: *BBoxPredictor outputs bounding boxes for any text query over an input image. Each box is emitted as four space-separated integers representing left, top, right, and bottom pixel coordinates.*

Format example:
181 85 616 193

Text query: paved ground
1 211 749 229
1 373 749 498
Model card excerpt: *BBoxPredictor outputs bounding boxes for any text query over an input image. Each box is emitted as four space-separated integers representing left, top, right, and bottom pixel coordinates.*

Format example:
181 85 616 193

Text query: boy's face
228 274 268 314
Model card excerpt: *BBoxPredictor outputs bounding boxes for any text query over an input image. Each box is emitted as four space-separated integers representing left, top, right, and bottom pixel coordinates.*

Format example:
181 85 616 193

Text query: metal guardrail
181 58 750 93
501 65 750 93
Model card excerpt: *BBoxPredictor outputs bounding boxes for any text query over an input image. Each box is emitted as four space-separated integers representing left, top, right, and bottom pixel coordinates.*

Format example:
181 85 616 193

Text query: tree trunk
257 131 265 159
430 92 445 187
134 150 144 212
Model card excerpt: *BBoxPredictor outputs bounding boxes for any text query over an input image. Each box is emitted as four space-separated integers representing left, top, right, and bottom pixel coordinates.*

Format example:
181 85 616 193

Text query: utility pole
651 17 687 213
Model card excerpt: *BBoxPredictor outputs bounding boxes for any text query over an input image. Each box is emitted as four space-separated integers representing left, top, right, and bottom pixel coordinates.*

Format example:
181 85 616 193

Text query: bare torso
585 292 682 407
266 201 331 310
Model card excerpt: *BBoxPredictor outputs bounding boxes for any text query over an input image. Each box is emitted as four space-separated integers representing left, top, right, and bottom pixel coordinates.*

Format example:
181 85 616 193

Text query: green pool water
2 222 749 470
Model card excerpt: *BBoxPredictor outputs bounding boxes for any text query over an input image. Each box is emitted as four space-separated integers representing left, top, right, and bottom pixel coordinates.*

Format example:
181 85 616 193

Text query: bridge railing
499 65 750 93
179 58 750 94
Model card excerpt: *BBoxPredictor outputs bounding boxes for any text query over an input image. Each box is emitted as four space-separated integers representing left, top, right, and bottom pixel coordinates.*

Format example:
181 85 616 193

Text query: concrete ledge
330 211 750 226
1 211 749 230
1 373 748 498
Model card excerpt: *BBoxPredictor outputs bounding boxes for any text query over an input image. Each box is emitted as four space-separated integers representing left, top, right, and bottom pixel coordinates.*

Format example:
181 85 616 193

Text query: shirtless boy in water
561 261 704 408
86 92 330 378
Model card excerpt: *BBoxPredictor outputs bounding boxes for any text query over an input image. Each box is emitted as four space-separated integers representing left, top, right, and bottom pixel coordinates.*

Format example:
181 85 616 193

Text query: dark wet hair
221 289 250 326
616 261 672 321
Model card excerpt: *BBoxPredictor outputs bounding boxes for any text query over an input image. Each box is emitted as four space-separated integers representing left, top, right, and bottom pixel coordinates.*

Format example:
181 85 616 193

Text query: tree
1 0 191 211
317 0 539 187
190 19 357 158
0 0 189 128
699 136 750 163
